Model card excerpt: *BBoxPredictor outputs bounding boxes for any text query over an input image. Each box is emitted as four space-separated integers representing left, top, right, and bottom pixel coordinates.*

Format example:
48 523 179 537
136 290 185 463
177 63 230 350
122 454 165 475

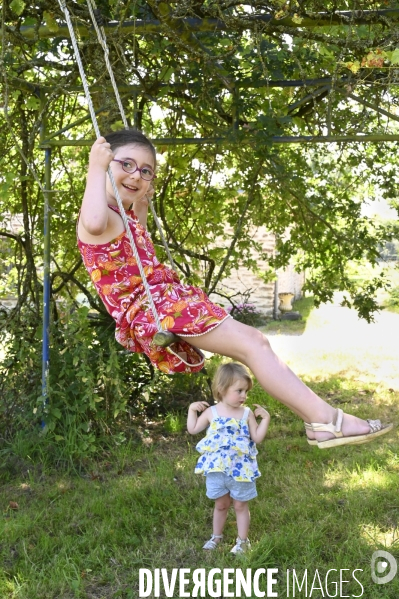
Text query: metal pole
273 237 279 321
14 9 399 40
39 133 399 148
42 147 51 406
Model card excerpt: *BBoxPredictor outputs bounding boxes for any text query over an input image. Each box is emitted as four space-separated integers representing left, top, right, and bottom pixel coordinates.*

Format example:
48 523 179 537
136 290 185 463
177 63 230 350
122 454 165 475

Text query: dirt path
266 294 399 390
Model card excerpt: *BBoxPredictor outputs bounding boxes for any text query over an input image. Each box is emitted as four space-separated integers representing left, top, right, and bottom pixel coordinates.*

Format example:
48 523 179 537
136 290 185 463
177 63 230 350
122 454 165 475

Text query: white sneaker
230 537 251 554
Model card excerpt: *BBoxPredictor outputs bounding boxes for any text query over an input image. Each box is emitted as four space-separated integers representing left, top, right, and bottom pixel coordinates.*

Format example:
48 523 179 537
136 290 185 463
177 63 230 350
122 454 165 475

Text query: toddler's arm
248 404 270 444
187 401 211 434
80 137 114 236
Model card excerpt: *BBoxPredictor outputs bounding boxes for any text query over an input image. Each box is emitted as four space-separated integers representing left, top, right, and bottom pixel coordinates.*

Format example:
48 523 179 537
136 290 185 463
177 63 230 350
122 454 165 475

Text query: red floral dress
77 205 229 374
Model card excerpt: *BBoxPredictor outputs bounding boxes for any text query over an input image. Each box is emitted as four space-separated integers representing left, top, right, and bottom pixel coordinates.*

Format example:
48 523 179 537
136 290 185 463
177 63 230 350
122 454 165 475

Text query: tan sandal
309 408 393 449
304 422 317 445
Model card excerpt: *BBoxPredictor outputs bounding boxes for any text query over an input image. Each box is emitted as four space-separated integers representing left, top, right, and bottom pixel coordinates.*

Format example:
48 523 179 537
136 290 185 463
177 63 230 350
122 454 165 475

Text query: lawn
1 300 398 599
261 296 316 335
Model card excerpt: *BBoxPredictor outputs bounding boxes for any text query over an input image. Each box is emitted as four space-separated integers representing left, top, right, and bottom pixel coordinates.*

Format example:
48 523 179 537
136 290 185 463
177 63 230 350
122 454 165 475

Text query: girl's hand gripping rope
89 136 114 172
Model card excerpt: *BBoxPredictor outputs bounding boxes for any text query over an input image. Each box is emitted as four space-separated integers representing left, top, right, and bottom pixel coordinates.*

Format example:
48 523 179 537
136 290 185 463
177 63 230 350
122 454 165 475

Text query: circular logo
371 550 397 584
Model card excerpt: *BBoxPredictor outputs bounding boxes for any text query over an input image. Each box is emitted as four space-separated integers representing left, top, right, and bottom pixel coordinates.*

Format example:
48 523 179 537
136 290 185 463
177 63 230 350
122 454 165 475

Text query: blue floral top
195 405 260 482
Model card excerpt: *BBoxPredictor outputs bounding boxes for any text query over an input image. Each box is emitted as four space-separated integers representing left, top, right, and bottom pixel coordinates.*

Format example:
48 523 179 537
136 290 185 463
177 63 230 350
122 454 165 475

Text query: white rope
57 0 163 332
86 0 176 270
148 200 176 269
85 0 129 129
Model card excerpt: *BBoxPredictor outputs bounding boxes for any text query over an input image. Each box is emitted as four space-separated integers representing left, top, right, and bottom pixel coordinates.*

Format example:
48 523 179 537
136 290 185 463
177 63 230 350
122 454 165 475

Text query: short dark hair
104 128 157 166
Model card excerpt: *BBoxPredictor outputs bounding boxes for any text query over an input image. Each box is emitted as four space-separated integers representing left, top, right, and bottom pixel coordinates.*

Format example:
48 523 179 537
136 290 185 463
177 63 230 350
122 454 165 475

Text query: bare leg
213 493 231 539
233 499 250 540
180 318 373 441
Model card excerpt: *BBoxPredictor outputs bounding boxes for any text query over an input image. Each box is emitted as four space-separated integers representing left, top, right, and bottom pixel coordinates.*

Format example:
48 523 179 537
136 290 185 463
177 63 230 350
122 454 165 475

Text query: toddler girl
187 362 270 553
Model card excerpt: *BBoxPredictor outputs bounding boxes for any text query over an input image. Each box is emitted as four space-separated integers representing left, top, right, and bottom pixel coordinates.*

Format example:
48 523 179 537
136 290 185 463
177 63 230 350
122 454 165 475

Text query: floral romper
77 205 229 374
195 405 260 482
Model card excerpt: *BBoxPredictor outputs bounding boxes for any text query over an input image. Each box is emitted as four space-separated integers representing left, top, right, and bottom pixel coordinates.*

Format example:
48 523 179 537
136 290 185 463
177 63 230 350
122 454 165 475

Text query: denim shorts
205 472 257 502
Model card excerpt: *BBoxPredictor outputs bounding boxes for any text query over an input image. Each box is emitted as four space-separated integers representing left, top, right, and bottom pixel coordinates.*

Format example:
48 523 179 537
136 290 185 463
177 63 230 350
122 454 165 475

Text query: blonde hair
212 362 253 402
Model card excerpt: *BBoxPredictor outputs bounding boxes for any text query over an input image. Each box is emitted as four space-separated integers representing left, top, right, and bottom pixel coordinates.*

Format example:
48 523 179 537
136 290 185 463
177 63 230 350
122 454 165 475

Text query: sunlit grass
263 295 399 391
361 525 399 551
260 296 315 335
324 465 395 491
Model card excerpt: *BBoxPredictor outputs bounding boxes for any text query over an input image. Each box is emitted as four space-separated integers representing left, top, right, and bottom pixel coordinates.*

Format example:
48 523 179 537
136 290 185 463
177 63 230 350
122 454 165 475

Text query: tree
1 1 399 434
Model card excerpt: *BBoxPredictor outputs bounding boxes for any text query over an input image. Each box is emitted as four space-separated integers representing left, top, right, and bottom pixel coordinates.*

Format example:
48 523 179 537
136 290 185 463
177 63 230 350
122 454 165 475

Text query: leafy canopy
1 1 399 331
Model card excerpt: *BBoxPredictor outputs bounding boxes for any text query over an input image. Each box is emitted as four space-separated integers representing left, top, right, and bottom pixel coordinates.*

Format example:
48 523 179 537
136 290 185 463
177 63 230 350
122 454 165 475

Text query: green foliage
0 310 42 437
42 306 133 455
0 301 213 461
164 412 186 434
1 0 399 448
386 286 399 309
9 0 25 16
0 305 139 458
228 302 267 327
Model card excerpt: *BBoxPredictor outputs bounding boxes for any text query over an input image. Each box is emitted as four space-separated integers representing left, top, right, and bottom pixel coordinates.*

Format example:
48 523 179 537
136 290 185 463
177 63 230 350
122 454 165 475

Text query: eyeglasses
112 159 156 181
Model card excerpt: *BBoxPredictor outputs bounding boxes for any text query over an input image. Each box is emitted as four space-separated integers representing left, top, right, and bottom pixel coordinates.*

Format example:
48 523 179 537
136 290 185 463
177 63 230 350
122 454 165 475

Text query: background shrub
227 302 267 327
0 304 213 461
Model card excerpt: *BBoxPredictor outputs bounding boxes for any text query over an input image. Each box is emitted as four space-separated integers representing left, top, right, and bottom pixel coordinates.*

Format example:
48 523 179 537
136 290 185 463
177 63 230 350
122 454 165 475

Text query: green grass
1 298 399 598
1 377 398 599
260 296 316 335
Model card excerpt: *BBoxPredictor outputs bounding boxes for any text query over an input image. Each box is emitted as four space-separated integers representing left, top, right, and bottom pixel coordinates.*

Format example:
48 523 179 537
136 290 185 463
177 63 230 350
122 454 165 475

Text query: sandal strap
310 408 344 438
203 534 223 550
367 419 382 433
334 408 343 432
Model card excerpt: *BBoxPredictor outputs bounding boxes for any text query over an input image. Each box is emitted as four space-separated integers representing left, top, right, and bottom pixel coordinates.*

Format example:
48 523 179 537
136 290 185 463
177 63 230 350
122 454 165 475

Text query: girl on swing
77 128 392 449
